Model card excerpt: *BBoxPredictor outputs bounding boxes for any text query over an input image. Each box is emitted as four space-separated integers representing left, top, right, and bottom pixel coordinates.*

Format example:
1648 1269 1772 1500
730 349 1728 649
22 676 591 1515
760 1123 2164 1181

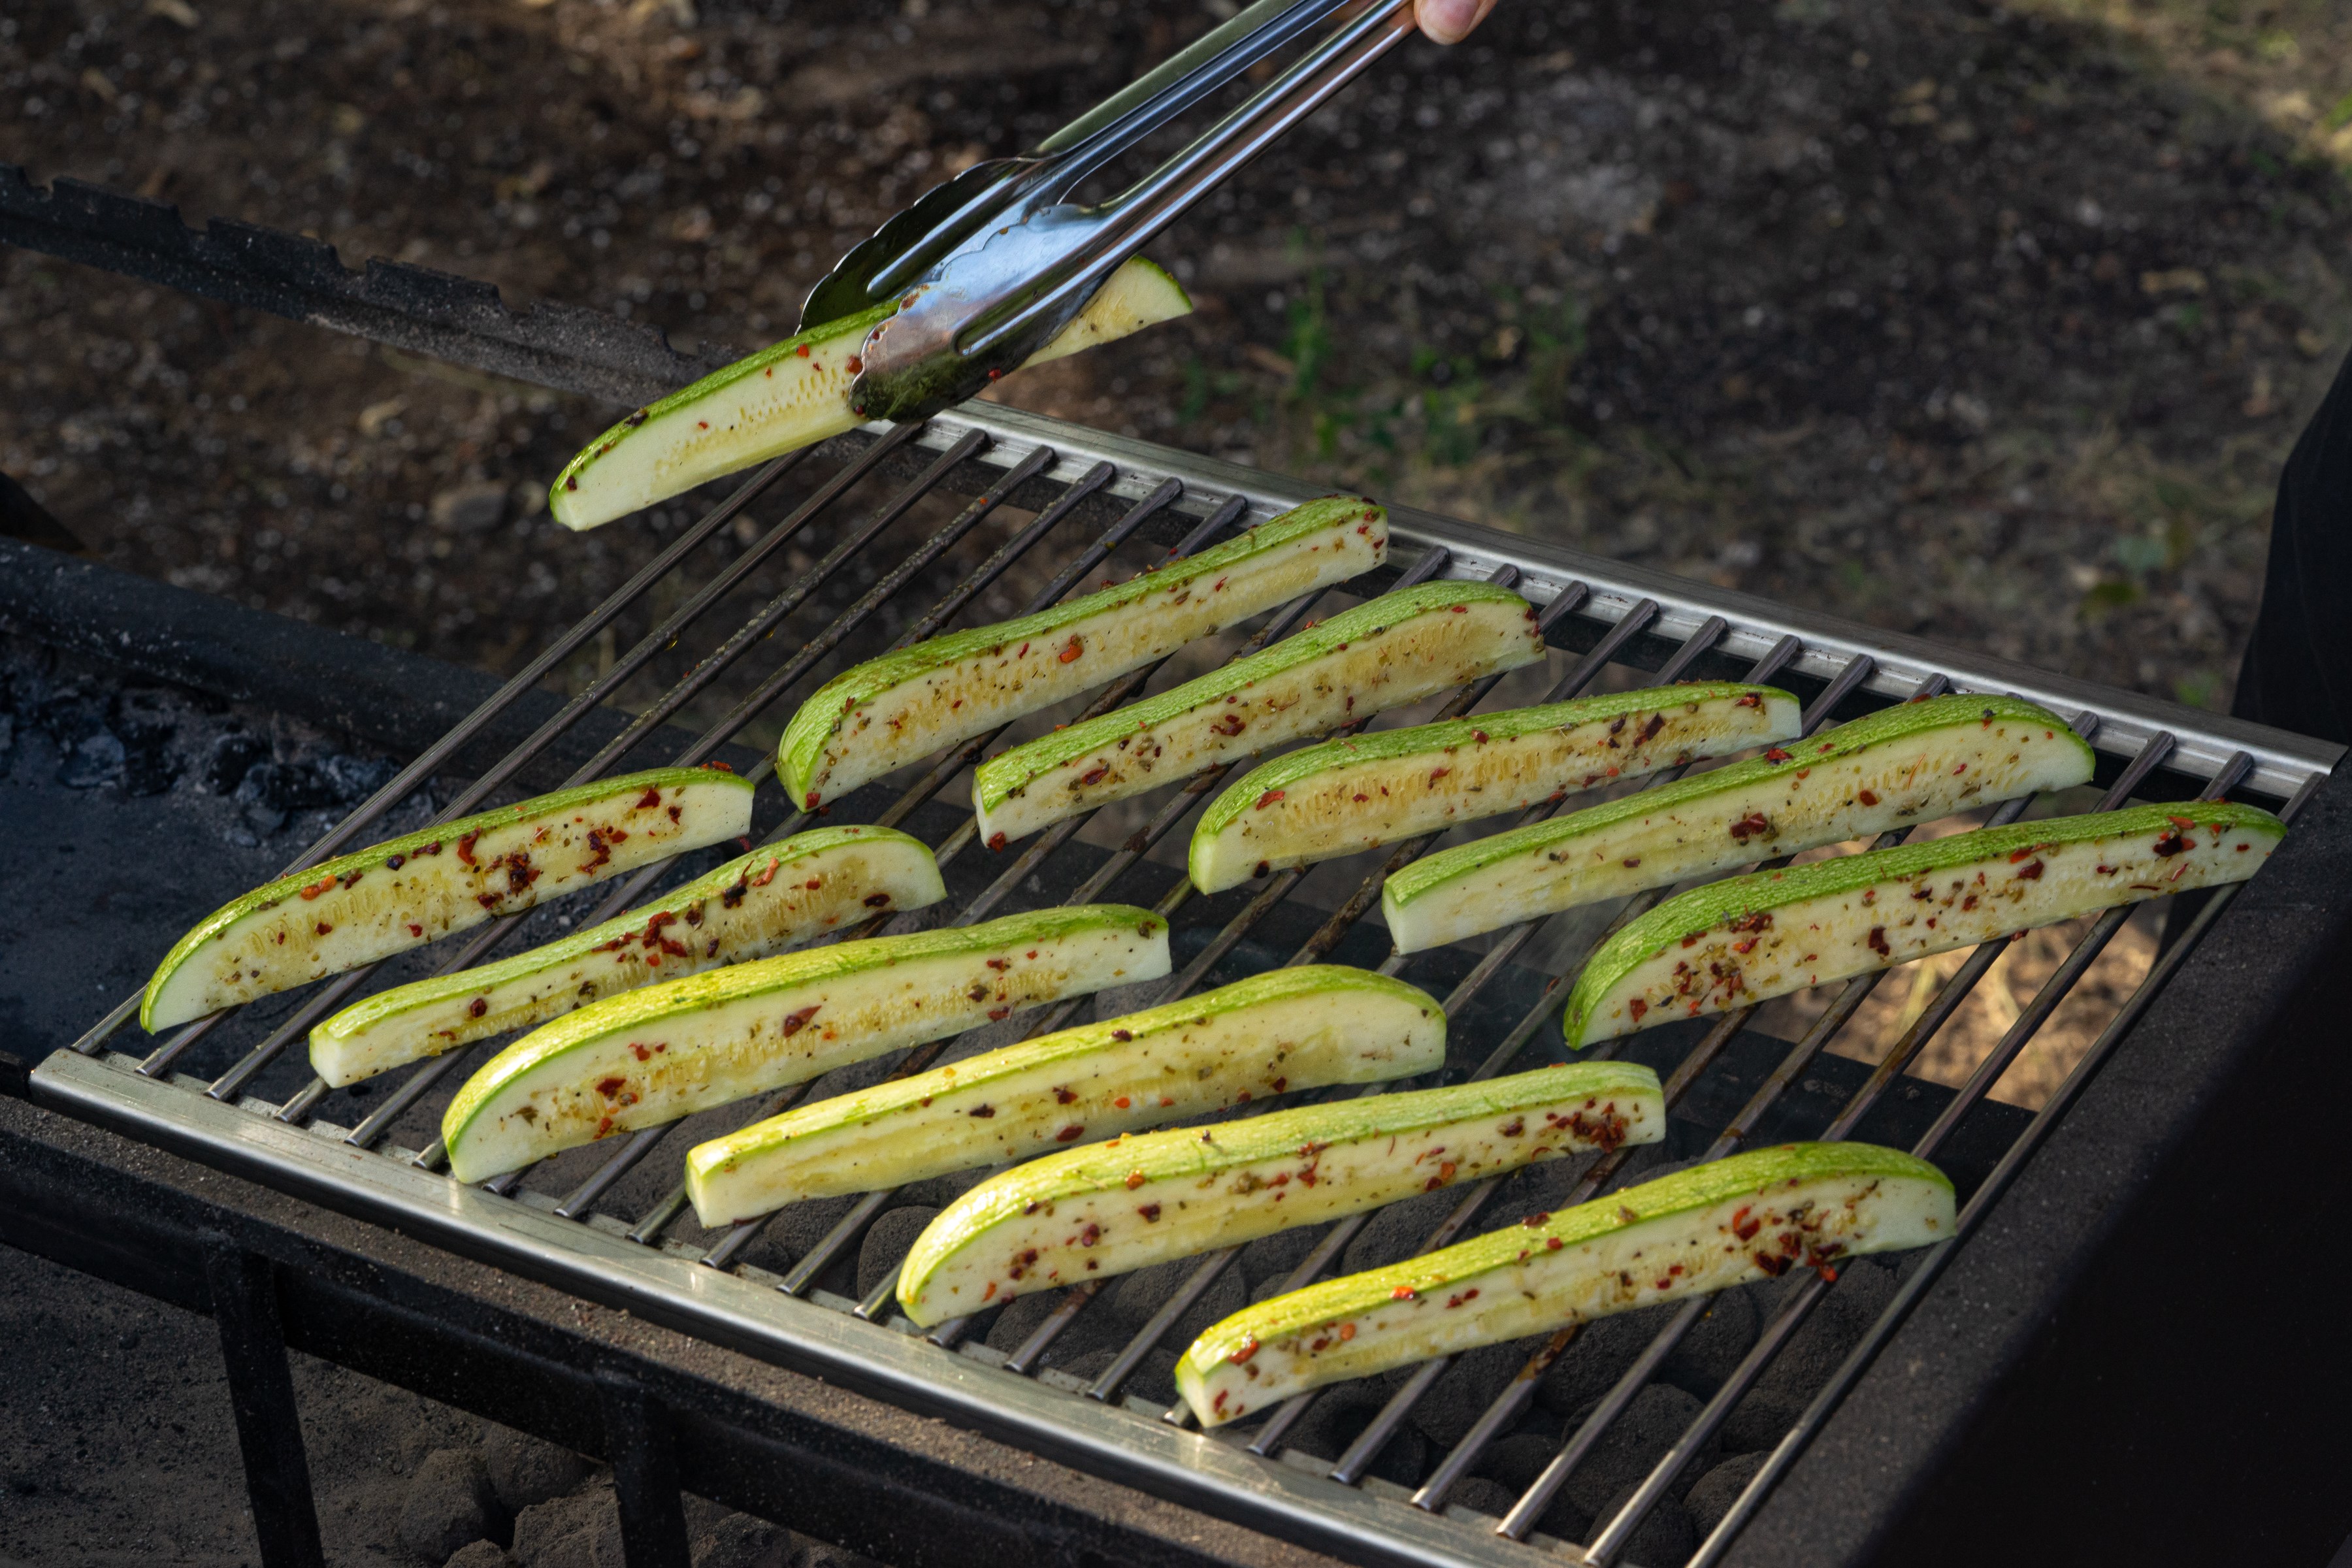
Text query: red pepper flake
315 921 334 936
1857 788 1879 807
468 997 489 1019
987 832 1007 852
636 787 662 810
1338 1322 1356 1341
1391 1285 1418 1300
408 923 424 938
1125 1171 1147 1190
1763 747 1791 764
299 876 335 901
1733 1206 1761 1241
456 832 481 867
595 1076 625 1100
1867 925 1890 957
779 1005 820 1037
1079 1222 1101 1247
1053 1085 1077 1104
1228 1337 1259 1365
1058 637 1084 664
1545 1237 1563 1250
1111 1029 1132 1042
1137 1202 1161 1222
1115 1095 1131 1109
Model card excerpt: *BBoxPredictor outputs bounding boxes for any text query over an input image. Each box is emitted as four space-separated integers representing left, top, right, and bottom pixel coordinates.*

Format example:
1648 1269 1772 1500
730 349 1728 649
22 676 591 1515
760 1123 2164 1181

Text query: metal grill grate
14 167 2338 1568
36 404 2332 1568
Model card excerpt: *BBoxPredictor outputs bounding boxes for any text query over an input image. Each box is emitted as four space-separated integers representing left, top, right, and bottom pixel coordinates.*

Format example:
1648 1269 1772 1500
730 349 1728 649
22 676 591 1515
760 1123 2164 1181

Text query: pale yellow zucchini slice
1177 1142 1952 1426
972 580 1545 847
1382 694 2097 954
441 904 1170 1183
308 826 943 1088
1565 801 2285 1048
777 498 1388 812
141 766 755 1032
1188 682 1799 894
896 1060 1664 1327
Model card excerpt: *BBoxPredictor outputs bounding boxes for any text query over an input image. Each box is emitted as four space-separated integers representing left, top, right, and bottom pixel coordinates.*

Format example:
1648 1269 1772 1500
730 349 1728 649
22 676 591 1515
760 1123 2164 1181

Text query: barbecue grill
6 163 2351 1568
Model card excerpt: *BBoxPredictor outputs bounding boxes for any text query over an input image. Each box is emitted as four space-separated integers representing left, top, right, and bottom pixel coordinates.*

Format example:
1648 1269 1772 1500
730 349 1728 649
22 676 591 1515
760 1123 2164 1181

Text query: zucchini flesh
308 826 943 1088
1177 1142 1952 1426
684 965 1444 1228
1383 694 2096 954
897 1061 1664 1328
973 581 1546 847
1566 801 2285 1048
440 905 1169 1183
549 256 1192 532
1188 683 1800 894
777 498 1387 813
141 766 755 1032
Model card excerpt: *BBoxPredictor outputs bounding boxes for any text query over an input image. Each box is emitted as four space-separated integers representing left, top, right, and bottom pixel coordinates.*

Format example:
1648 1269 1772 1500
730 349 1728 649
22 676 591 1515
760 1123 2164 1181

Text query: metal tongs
802 0 1418 424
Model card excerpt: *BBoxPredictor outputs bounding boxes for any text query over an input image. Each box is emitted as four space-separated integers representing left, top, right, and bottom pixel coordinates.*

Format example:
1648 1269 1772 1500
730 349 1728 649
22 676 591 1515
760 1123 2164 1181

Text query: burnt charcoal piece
1339 1189 1457 1275
855 1206 939 1300
56 729 124 788
1559 1384 1715 1518
1284 1381 1429 1487
1441 1475 1518 1520
1475 1429 1564 1494
741 1194 858 1279
1754 1258 1896 1403
1718 1388 1804 1454
237 759 338 813
325 751 402 802
1237 1222 1330 1286
1592 1482 1697 1565
202 728 269 793
893 1166 991 1210
1102 1255 1247 1345
692 1512 790 1568
483 1424 590 1514
395 1446 504 1564
1684 1450 1771 1535
1054 1344 1182 1407
1659 1286 1761 1397
1535 1304 1670 1416
1411 1338 1535 1450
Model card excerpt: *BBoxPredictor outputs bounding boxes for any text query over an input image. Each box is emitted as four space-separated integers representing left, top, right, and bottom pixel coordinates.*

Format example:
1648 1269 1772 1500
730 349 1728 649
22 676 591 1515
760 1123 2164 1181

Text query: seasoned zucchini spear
142 766 755 1032
684 966 1445 1227
896 1060 1664 1327
973 580 1546 847
1383 694 2097 953
550 256 1191 531
308 826 943 1088
777 498 1388 812
441 904 1169 1183
1565 800 2284 1048
1177 1142 1952 1426
1188 682 1799 894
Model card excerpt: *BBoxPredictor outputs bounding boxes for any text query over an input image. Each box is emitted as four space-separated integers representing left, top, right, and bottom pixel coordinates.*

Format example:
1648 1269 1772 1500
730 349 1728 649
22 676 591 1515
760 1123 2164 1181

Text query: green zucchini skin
1383 694 2097 954
896 1060 1665 1328
141 766 756 1032
440 905 1169 1184
1177 1142 1952 1426
308 826 944 1088
1565 800 2285 1048
776 498 1388 813
1188 683 1801 894
973 581 1547 847
683 966 1445 1227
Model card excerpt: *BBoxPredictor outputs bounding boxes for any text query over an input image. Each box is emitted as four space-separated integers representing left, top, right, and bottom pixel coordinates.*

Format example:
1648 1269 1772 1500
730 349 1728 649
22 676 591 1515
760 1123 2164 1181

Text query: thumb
1416 0 1497 45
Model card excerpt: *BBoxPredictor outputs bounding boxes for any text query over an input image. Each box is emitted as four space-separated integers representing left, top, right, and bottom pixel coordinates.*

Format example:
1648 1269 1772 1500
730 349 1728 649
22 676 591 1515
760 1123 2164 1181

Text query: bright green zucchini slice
549 257 1192 531
141 766 755 1032
1176 1141 1952 1426
896 1060 1663 1328
440 904 1169 1183
684 965 1444 1227
307 826 943 1088
1565 800 2284 1049
1188 683 1799 894
1382 694 2097 954
972 580 1546 847
777 498 1388 813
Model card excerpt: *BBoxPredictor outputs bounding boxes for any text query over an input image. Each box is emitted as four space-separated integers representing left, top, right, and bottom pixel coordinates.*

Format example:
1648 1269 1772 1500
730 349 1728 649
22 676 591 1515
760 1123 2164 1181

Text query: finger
1416 0 1497 45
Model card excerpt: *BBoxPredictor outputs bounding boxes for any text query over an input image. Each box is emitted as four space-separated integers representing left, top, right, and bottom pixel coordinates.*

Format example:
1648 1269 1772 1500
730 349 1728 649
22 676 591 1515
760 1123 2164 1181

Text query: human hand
1416 0 1497 44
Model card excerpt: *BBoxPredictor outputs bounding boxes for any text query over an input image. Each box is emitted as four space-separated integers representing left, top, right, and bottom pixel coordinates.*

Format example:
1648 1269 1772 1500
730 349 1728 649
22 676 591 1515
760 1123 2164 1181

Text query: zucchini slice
684 965 1445 1227
1188 683 1800 894
1176 1142 1952 1426
897 1060 1664 1328
1565 800 2285 1049
441 904 1169 1183
549 257 1192 531
1383 694 2097 954
308 826 944 1088
778 498 1388 813
141 766 755 1032
973 581 1546 847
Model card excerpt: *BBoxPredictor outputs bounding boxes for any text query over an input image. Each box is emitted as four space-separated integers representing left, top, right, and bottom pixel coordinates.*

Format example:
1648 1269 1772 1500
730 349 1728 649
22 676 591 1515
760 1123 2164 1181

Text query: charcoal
1283 1382 1428 1486
892 1168 989 1210
397 1448 504 1565
1475 1430 1562 1494
202 728 268 793
483 1425 591 1513
1338 1190 1456 1274
444 1543 514 1568
1248 1273 1292 1305
1535 1305 1670 1416
1754 1258 1895 1403
691 1512 790 1568
1718 1388 1803 1454
510 1482 621 1568
1120 1347 1183 1408
325 751 401 802
742 1195 858 1278
1558 1384 1714 1519
854 1207 938 1299
109 688 179 745
238 758 338 813
1659 1286 1761 1397
1441 1475 1518 1520
1409 1339 1532 1450
1102 1255 1245 1345
1592 1482 1697 1566
56 730 125 788
1684 1450 1771 1536
1236 1222 1329 1286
